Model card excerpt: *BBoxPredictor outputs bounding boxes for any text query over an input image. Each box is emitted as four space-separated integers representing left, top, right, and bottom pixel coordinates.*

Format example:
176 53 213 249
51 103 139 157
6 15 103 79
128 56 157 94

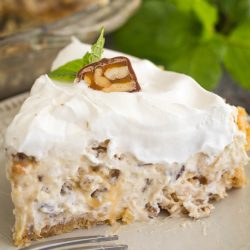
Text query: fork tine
67 244 128 250
21 235 119 250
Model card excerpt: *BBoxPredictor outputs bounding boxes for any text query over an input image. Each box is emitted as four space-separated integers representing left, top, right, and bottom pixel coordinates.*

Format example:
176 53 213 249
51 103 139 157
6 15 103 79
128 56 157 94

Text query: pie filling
6 126 249 246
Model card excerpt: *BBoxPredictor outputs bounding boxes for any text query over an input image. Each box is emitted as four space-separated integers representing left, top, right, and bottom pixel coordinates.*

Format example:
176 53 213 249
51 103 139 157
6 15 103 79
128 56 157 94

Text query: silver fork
21 235 128 250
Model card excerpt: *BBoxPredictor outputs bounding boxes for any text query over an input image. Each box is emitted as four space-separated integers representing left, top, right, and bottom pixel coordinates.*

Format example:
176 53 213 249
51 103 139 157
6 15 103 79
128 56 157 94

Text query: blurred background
0 0 250 111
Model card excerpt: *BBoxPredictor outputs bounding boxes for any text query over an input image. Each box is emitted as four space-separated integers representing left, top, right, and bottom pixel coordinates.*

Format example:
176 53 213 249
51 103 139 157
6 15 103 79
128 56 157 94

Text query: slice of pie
5 37 250 246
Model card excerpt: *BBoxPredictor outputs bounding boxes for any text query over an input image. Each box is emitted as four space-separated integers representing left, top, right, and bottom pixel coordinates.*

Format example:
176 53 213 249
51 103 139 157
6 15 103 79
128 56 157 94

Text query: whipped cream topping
5 38 238 164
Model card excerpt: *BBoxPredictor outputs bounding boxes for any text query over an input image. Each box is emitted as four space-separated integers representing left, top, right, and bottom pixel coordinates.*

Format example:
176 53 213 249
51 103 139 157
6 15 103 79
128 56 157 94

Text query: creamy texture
8 134 249 239
5 38 238 164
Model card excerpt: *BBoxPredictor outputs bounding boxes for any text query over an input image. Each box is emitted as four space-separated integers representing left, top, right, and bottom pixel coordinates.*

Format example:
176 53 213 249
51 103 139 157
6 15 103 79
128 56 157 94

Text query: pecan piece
145 202 160 218
12 152 36 163
91 140 109 157
38 203 55 214
37 175 43 182
77 56 141 92
176 165 185 180
60 181 73 195
142 178 153 192
91 187 108 200
109 169 121 184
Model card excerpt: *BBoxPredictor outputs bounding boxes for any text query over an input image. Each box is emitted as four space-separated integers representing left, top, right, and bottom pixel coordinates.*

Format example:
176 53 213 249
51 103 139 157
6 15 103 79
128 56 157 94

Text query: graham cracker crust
14 217 107 247
230 166 247 188
237 107 250 150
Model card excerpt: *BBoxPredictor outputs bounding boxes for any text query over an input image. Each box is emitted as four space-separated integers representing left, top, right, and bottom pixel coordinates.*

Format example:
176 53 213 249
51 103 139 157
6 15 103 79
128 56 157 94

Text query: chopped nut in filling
77 56 141 92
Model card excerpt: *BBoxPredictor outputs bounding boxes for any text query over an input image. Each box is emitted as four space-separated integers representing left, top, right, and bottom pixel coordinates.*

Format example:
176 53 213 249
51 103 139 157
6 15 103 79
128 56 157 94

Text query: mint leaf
173 0 218 39
49 28 105 82
82 52 92 66
115 0 222 89
89 27 105 63
209 0 250 24
192 0 218 39
168 38 224 90
171 0 195 11
81 28 105 66
114 0 250 90
224 21 250 89
115 1 202 65
48 59 83 82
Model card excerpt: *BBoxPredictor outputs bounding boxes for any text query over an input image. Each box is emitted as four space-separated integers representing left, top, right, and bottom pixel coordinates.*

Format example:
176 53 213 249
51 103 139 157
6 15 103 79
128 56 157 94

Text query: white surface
0 95 250 250
5 39 238 165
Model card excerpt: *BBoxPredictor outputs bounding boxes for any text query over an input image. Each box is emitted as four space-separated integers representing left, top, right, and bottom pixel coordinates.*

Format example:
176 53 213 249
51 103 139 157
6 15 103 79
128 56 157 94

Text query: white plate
0 94 250 250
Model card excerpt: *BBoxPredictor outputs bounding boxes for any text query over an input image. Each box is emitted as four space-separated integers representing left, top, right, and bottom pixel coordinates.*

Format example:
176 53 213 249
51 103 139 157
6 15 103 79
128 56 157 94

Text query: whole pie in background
0 0 109 37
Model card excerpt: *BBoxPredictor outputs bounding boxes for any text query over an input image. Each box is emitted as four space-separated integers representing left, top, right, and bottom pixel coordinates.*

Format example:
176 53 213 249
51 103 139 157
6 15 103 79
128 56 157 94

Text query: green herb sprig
49 28 105 82
114 0 250 90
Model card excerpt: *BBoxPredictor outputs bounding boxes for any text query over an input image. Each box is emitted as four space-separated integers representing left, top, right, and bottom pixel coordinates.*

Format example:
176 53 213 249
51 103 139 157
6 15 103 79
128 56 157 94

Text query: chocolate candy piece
77 56 141 92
